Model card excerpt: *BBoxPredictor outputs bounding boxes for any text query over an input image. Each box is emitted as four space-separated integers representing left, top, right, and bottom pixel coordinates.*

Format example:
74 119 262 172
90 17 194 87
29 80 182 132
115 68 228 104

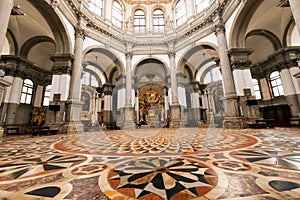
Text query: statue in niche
126 16 133 30
165 15 173 30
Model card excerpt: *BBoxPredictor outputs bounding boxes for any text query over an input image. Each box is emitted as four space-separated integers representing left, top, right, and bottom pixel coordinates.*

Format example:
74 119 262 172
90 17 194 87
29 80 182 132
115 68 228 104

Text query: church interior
0 0 299 199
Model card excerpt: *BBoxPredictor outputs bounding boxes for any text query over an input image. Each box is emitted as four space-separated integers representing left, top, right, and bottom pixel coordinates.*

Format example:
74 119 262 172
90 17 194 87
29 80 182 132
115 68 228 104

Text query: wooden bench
254 119 274 128
31 126 51 135
290 118 300 126
4 127 19 135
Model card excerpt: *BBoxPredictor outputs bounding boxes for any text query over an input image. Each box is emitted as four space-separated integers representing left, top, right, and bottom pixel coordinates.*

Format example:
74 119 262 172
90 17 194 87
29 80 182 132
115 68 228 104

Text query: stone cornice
63 0 233 52
228 48 254 70
251 47 300 79
50 53 74 75
0 55 52 85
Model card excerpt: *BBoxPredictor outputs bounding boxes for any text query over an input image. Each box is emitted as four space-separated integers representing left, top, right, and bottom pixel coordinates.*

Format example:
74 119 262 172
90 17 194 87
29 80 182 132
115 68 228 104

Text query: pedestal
123 105 135 130
223 95 245 128
223 117 245 128
170 104 182 128
64 99 84 134
62 121 84 134
0 126 4 142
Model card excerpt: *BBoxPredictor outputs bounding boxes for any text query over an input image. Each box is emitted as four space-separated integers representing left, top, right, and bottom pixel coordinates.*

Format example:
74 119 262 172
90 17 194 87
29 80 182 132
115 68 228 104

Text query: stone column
47 54 73 128
0 0 14 56
2 60 23 127
168 52 181 127
123 52 135 129
135 88 139 123
164 86 169 121
34 85 44 107
65 22 86 133
289 65 300 106
103 83 114 127
280 68 300 118
190 81 200 126
289 0 300 34
215 19 244 128
228 48 260 120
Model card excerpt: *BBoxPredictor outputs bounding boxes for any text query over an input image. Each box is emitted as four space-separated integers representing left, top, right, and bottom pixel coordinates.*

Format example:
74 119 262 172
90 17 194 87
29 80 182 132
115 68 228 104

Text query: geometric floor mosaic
0 127 299 199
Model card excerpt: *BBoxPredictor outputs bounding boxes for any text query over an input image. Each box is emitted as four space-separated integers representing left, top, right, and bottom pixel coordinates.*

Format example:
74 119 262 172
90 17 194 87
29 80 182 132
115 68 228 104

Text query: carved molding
251 47 300 79
63 0 232 50
75 27 86 39
0 56 52 84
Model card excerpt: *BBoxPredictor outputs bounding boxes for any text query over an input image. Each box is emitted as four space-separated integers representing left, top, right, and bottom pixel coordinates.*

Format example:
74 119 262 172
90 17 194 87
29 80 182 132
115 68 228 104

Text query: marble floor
0 127 300 199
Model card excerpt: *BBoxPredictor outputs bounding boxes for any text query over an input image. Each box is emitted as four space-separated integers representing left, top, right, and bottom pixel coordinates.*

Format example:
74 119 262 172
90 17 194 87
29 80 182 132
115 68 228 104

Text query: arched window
175 0 187 27
81 71 99 87
112 1 123 28
134 9 146 33
43 85 52 106
153 9 164 32
270 71 284 97
204 67 222 84
89 0 103 16
252 79 261 100
20 79 34 104
195 0 210 13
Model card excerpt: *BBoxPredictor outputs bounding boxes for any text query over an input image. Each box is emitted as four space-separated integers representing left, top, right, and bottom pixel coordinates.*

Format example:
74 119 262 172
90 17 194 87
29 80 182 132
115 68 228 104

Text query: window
175 0 187 27
204 67 222 84
81 71 99 87
270 71 284 97
20 79 34 104
89 0 103 17
195 0 211 13
153 9 164 32
252 79 261 100
112 1 123 28
43 85 51 106
134 9 146 33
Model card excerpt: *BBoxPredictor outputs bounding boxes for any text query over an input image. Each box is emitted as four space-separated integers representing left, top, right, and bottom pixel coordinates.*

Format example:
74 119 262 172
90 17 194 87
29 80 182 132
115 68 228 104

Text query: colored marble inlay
55 128 257 156
107 157 217 199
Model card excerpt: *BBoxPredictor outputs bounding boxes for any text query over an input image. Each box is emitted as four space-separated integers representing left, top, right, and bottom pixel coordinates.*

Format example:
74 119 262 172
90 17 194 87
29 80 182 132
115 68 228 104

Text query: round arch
20 36 55 58
229 0 263 48
29 0 71 53
177 43 219 75
83 46 125 77
133 56 169 75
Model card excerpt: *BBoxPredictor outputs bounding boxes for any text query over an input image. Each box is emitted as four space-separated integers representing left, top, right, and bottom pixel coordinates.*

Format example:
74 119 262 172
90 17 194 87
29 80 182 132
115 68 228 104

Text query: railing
72 0 221 45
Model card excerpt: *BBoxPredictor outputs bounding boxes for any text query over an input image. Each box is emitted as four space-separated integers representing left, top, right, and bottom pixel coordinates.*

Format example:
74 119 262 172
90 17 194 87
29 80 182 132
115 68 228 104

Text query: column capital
50 53 74 75
214 20 226 35
75 27 86 39
168 51 176 58
228 48 253 69
125 52 133 60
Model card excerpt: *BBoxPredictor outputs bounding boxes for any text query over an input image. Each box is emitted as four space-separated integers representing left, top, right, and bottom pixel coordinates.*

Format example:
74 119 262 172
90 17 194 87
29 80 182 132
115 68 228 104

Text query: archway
134 58 168 127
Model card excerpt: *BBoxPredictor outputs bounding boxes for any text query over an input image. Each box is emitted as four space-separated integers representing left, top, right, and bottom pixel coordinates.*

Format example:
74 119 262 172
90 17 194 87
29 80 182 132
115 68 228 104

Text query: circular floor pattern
230 150 300 170
54 129 257 156
104 157 218 200
0 154 88 182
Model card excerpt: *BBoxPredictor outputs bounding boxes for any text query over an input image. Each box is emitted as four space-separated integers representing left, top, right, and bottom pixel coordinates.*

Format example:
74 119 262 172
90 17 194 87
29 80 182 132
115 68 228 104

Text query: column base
65 99 84 122
123 106 135 130
62 122 84 134
0 126 4 142
170 104 182 128
223 117 245 128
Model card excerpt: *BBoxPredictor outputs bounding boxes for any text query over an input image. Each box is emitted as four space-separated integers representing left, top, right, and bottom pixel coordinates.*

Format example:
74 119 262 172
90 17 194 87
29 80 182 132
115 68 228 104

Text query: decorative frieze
63 0 232 49
228 48 253 70
0 56 52 84
50 53 74 75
